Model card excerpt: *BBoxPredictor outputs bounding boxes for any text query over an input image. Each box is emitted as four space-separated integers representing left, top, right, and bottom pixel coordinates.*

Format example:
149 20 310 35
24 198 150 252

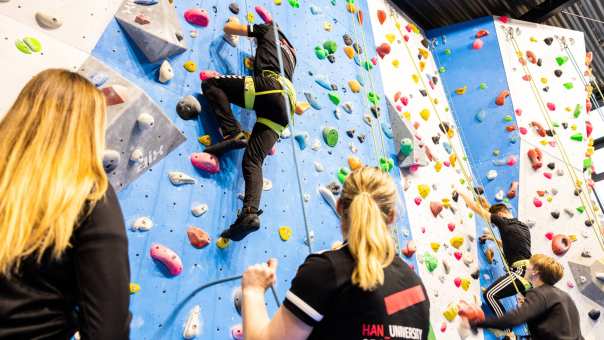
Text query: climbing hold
102 150 121 172
323 40 338 54
546 102 556 111
15 38 32 54
129 283 140 295
554 69 563 78
187 226 210 249
134 13 151 25
348 79 361 93
533 197 543 208
198 135 211 146
328 92 341 105
158 60 174 83
231 324 244 340
589 309 601 321
35 12 62 29
304 92 322 110
476 29 489 38
136 113 155 130
570 133 583 142
443 303 458 321
184 8 210 27
486 170 497 180
343 46 355 59
191 152 220 173
418 184 430 199
255 5 272 24
348 156 363 170
475 110 486 122
182 305 201 339
294 132 309 150
319 187 338 216
150 243 183 276
132 216 153 231
130 148 144 163
191 203 208 217
376 43 391 58
377 9 387 24
168 171 195 185
419 108 430 121
495 90 509 106
229 3 240 14
507 181 518 199
176 95 202 120
200 70 220 81
400 138 413 156
90 73 109 88
379 157 394 172
485 248 495 264
552 234 571 256
472 38 484 50
183 60 196 72
455 86 467 95
556 56 569 66
314 161 324 172
367 92 380 106
424 252 438 272
551 211 560 219
314 74 332 90
430 201 443 217
309 5 322 15
450 236 464 249
262 178 273 191
278 226 292 241
527 148 543 170
544 37 553 45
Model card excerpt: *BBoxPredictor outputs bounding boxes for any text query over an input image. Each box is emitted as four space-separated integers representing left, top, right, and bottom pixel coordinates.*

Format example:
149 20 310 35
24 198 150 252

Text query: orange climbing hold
527 148 543 170
476 29 489 38
526 50 537 64
495 90 509 106
348 155 363 170
530 121 547 137
430 201 443 217
377 9 387 25
343 46 355 59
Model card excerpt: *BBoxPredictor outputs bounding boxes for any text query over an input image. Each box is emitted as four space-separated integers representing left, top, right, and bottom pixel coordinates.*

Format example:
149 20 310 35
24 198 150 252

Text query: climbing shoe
203 130 250 156
220 208 263 241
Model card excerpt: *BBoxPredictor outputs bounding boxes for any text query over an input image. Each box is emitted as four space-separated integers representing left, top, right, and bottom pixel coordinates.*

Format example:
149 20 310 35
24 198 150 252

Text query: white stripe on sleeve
285 290 324 322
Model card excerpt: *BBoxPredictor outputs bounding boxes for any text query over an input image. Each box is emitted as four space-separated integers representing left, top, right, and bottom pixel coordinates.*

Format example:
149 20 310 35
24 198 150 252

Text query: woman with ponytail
240 167 430 340
0 70 130 339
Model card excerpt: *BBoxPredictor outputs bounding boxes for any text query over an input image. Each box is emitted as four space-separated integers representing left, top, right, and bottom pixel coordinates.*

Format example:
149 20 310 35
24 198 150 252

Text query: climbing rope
504 28 604 252
389 11 530 328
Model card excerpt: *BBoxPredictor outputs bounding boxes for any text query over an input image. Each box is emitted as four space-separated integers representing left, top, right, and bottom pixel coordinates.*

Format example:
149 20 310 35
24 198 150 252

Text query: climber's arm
223 21 249 36
459 190 491 221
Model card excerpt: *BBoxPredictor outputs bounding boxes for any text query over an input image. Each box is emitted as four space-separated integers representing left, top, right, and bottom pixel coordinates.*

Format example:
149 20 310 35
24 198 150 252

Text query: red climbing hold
472 38 484 50
357 10 363 25
454 251 463 260
402 240 416 258
414 197 422 205
527 148 543 170
545 232 554 240
401 96 409 106
200 70 220 81
495 90 509 106
403 35 409 42
533 197 543 208
586 121 593 137
184 8 210 27
519 127 528 135
187 226 211 248
499 16 509 23
522 74 532 81
377 9 387 25
515 108 522 116
255 5 272 24
476 29 489 38
526 51 537 64
102 86 127 106
454 277 462 288
547 102 556 111
447 223 455 232
543 172 552 179
552 234 571 256
191 152 220 173
394 91 401 102
507 181 518 199
376 42 391 59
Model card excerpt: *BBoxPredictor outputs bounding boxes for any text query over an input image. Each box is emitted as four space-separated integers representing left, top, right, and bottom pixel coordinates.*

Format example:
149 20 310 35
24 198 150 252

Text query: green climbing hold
503 197 510 204
563 82 574 90
552 122 560 128
577 206 585 213
556 56 568 66
337 168 350 184
15 39 31 54
423 252 438 272
479 82 487 90
574 104 582 118
439 66 446 73
328 92 341 105
322 127 339 147
444 48 451 56
379 156 394 172
323 40 337 54
23 37 42 53
331 0 336 5
362 60 373 71
400 138 413 156
583 158 592 169
570 133 583 142
367 91 380 106
288 0 300 8
503 115 513 122
315 46 327 60
346 0 354 4
462 155 468 161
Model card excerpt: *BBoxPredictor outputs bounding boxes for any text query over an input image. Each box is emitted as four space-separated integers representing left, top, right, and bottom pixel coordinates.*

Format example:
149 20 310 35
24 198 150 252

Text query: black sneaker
220 208 263 241
204 131 250 156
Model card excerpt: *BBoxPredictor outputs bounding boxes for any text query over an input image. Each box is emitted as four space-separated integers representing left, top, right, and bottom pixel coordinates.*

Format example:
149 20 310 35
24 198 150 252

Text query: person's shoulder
76 184 125 237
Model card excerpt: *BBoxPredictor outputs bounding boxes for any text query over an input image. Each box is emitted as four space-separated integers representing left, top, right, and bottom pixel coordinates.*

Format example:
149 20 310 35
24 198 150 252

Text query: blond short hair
530 254 564 285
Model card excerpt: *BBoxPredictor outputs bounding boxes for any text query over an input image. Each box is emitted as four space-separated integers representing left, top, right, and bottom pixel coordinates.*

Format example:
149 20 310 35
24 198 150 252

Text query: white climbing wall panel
495 19 604 339
368 1 483 339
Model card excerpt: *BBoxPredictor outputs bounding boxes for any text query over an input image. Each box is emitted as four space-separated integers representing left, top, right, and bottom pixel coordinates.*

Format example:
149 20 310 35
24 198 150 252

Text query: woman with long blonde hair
0 69 130 339
239 167 431 340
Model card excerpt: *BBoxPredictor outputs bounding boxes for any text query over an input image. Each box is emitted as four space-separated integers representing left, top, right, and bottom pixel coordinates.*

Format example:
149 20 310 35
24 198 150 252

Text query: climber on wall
201 16 301 241
460 254 584 340
458 190 532 336
238 167 431 340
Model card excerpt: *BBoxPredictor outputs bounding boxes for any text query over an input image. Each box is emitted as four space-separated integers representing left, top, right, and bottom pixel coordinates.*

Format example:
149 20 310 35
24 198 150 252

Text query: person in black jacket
0 69 130 339
461 254 584 340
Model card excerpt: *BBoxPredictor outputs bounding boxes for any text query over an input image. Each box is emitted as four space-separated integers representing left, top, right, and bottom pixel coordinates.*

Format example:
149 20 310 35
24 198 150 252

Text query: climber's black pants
484 263 528 332
202 75 286 211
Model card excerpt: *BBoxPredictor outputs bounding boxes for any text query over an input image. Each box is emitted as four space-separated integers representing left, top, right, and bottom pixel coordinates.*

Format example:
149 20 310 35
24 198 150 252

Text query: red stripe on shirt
384 285 426 315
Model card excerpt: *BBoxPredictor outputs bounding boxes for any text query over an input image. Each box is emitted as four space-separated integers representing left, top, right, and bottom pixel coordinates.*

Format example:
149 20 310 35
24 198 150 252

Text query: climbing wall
368 2 487 339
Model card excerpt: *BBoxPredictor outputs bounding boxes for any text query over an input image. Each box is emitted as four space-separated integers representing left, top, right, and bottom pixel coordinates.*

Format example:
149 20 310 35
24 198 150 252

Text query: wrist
243 286 266 295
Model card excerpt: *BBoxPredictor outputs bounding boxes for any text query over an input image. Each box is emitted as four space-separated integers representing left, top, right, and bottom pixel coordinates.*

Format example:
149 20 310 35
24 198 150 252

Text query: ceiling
391 0 604 102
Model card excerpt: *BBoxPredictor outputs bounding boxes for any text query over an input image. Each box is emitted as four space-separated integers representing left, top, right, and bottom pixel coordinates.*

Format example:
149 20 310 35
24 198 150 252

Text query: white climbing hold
168 171 196 185
304 230 315 246
102 149 121 172
403 230 410 237
483 273 491 281
137 113 155 129
463 253 474 266
551 188 559 195
132 216 153 231
564 208 574 217
238 192 245 201
158 60 174 83
579 275 587 284
342 102 353 113
556 168 564 176
442 259 451 274
263 178 272 191
438 274 445 283
314 161 324 172
191 203 208 217
35 12 62 29
494 190 504 201
319 186 338 216
526 219 536 228
311 139 321 151
349 143 358 153
596 273 604 282
233 287 242 315
190 30 198 38
486 170 497 180
303 194 310 202
183 305 201 339
363 114 372 126
130 148 144 163
281 127 291 138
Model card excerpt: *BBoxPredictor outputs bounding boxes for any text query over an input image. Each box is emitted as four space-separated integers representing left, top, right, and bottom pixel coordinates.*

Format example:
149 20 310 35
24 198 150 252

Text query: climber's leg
484 265 527 334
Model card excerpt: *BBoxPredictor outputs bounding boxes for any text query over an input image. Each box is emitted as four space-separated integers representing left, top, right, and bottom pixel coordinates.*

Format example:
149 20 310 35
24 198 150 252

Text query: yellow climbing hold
530 36 538 42
247 12 254 23
442 198 451 208
129 283 140 294
323 22 333 31
348 79 362 93
412 74 419 84
433 98 439 105
244 57 254 70
431 242 441 252
418 184 430 199
403 111 411 121
216 237 230 249
419 61 426 71
546 196 553 203
450 236 464 249
455 86 467 95
278 226 292 241
419 108 430 121
418 48 429 59
409 23 420 33
443 303 458 321
461 278 471 291
346 2 356 13
386 33 396 44
295 102 310 115
395 22 401 29
274 0 282 4
569 234 577 242
343 46 355 59
392 59 400 68
434 161 442 172
184 60 196 72
449 153 457 167
571 124 577 130
540 77 548 84
198 135 212 146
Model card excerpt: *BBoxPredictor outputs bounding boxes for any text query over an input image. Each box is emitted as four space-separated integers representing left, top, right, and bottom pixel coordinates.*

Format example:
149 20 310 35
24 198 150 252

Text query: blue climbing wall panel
92 1 412 338
428 17 525 338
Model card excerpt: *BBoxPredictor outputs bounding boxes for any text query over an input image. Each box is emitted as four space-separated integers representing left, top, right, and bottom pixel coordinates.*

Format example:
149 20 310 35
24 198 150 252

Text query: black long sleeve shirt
490 215 531 264
475 284 584 340
0 185 131 339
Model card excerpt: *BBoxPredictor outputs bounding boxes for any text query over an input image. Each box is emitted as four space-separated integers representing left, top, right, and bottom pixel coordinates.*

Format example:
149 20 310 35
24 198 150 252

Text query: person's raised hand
242 258 278 293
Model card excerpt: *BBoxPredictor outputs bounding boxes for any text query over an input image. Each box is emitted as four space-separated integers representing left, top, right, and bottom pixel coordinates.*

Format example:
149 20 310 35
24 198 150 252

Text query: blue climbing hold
442 141 452 154
310 5 322 15
356 73 365 87
381 121 393 138
294 132 309 150
314 74 332 90
134 0 158 5
90 73 109 88
305 92 322 110
353 54 361 66
475 110 486 122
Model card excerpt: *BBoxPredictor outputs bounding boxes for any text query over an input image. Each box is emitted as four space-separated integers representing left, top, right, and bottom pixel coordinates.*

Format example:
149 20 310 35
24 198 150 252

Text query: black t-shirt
490 215 531 264
476 284 584 340
0 185 131 340
247 23 296 80
283 244 431 340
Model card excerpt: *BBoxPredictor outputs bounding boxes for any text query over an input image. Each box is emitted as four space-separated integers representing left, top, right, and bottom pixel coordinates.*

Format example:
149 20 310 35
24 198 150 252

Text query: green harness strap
244 70 296 135
511 259 532 291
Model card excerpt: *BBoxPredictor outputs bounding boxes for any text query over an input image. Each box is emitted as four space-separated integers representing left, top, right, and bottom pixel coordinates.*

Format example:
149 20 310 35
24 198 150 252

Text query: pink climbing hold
150 243 183 276
184 8 210 27
371 57 378 65
545 232 554 240
396 105 402 112
546 102 556 111
519 127 528 135
454 251 462 260
454 277 462 288
255 5 272 24
506 155 518 166
401 97 409 106
515 108 522 116
533 197 543 208
499 16 509 23
376 42 391 59
447 223 455 232
414 197 422 205
231 324 244 340
200 70 220 81
430 201 443 217
269 145 277 156
472 38 484 50
191 152 220 173
586 121 593 137
543 172 552 179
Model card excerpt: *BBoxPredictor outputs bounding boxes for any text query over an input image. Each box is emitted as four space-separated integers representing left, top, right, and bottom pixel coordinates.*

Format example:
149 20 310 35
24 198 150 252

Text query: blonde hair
339 167 397 291
530 254 564 285
0 69 108 276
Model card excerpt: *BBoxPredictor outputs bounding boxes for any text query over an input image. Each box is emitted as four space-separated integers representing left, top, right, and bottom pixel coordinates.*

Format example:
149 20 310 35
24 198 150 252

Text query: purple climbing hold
184 8 210 27
191 152 220 173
